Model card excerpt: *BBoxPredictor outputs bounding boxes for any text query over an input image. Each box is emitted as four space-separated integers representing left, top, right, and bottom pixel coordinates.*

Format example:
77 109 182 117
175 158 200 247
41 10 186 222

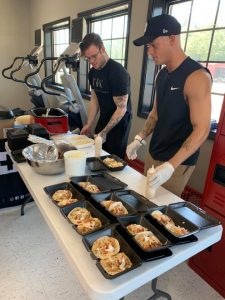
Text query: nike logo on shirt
170 86 180 90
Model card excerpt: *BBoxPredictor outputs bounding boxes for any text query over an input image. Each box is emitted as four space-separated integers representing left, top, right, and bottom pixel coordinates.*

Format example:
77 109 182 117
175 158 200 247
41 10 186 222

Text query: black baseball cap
133 14 181 46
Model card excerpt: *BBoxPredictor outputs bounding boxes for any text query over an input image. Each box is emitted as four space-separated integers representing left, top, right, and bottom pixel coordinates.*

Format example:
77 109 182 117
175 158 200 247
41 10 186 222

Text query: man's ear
100 46 106 54
169 35 176 45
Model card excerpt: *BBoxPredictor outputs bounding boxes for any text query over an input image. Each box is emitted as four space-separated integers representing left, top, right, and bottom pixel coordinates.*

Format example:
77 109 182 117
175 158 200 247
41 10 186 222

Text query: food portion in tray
126 224 148 235
82 226 142 278
100 252 132 276
101 200 129 216
52 189 79 207
44 182 85 208
117 215 171 253
92 236 120 259
99 154 127 171
78 181 101 193
68 207 102 234
134 231 162 251
147 206 199 239
71 173 127 195
92 235 133 276
61 201 110 235
102 157 123 168
151 210 189 236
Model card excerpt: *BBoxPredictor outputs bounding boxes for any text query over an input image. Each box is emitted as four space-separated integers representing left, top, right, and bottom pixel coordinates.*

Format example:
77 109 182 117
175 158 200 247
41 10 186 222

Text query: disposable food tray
44 182 85 207
82 225 142 279
71 173 127 195
116 225 172 261
114 190 156 212
146 206 199 242
169 201 221 229
86 154 127 172
60 200 110 235
86 157 108 172
91 192 137 219
117 215 171 253
98 154 127 171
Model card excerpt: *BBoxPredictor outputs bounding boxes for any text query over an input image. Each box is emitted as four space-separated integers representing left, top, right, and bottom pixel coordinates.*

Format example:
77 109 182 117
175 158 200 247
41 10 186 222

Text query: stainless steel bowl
22 144 65 175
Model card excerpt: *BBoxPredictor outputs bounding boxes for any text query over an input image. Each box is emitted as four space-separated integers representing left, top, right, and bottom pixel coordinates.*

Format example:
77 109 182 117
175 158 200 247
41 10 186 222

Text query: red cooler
31 108 68 134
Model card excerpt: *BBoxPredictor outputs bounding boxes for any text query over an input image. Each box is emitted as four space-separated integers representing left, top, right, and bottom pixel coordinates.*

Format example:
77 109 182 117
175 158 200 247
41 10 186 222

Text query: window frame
42 17 70 89
77 0 132 99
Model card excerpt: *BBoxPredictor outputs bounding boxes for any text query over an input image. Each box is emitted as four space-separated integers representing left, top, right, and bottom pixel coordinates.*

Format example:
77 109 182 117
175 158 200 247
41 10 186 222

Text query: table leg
21 195 33 216
147 277 172 300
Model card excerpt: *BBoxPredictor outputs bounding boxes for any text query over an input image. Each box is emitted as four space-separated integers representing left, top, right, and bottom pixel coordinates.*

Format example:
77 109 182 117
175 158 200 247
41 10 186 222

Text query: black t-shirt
150 57 208 165
88 59 132 129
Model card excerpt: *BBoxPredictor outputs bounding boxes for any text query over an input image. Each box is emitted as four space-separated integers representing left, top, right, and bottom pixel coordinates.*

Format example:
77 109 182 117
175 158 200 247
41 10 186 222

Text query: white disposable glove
126 135 146 160
147 162 175 190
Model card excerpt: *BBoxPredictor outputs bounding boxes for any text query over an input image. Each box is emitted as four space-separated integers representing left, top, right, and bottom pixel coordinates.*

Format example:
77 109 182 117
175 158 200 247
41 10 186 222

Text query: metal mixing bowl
22 144 65 175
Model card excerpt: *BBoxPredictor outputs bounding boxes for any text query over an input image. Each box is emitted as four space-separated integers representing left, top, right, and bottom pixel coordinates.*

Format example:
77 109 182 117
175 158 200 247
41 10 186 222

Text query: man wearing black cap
126 14 212 197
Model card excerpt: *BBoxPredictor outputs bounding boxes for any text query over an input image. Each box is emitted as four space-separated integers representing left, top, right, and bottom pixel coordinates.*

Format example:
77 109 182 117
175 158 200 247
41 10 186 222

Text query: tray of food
116 225 173 261
86 157 108 172
98 154 127 171
169 201 221 229
44 182 85 207
117 215 171 252
82 226 142 279
60 201 110 235
147 206 199 239
91 192 137 219
64 134 94 149
71 173 127 195
114 190 157 213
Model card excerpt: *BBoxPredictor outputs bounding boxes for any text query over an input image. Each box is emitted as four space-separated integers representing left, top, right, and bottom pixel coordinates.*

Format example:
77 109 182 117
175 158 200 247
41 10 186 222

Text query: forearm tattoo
101 95 128 136
182 137 192 151
140 115 156 138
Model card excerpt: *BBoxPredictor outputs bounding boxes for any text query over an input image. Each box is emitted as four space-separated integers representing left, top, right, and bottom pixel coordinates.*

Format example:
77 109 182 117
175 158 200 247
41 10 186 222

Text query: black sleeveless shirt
150 57 207 166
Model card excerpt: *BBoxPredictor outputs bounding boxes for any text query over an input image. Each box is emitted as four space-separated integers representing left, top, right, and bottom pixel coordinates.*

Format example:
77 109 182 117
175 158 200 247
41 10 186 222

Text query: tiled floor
0 203 223 300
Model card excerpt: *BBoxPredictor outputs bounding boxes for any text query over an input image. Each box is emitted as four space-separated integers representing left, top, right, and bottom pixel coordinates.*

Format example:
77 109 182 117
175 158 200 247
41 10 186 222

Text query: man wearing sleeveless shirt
80 33 132 158
126 15 211 196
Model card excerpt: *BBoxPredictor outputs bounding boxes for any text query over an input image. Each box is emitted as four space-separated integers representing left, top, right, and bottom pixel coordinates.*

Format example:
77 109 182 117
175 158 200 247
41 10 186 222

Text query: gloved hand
126 135 146 160
147 162 175 190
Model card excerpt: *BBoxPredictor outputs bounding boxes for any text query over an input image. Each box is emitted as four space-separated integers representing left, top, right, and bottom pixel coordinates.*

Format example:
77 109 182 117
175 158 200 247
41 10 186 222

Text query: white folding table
7 144 223 300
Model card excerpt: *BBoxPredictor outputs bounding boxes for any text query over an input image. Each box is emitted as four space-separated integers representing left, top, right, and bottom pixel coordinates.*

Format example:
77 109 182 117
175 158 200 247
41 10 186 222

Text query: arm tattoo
140 115 156 138
182 137 192 151
101 95 128 136
114 95 128 108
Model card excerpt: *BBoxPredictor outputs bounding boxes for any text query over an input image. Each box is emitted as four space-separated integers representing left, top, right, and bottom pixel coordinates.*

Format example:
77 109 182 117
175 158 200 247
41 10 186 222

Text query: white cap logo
144 22 148 33
163 29 168 34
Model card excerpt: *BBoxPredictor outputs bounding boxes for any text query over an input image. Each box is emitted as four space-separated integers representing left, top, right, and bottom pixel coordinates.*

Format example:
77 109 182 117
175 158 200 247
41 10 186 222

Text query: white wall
0 0 31 109
0 0 213 192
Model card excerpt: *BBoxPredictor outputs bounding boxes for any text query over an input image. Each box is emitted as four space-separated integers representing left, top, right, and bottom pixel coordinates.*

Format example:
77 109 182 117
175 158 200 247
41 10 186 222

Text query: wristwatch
134 135 146 145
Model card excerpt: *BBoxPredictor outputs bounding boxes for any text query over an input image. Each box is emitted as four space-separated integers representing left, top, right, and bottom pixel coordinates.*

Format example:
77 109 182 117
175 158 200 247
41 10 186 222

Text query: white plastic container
95 135 102 157
146 165 156 199
64 150 86 180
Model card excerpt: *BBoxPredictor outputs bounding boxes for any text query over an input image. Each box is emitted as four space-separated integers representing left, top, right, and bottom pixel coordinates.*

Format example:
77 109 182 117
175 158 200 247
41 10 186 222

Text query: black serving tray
86 157 108 172
11 149 26 163
99 154 127 171
116 225 173 261
147 206 199 239
169 201 221 230
114 190 157 213
117 215 171 252
71 173 127 195
82 226 142 279
44 182 85 207
60 201 110 235
91 192 137 220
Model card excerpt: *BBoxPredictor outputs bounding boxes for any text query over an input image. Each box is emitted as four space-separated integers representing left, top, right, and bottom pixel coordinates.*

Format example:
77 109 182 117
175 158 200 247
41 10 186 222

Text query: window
43 17 70 86
78 0 132 97
138 0 225 124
